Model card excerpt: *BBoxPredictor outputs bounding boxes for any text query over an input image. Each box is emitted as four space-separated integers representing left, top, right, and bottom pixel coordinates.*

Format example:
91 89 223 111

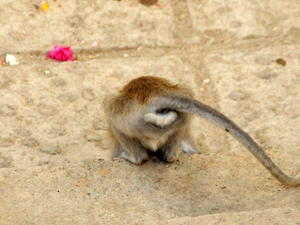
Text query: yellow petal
41 1 48 11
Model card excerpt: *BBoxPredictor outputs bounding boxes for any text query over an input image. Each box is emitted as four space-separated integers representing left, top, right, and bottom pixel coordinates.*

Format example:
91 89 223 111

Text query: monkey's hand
144 111 177 129
121 151 148 164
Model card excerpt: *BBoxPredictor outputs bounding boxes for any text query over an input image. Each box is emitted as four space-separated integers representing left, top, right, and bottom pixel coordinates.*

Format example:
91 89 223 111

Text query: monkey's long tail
155 94 300 187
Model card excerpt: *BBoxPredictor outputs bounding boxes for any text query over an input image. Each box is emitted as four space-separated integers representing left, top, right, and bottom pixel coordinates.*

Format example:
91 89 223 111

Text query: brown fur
121 76 181 104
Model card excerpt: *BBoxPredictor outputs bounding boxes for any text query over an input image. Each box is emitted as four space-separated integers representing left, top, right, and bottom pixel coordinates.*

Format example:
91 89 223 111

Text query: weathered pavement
1 0 300 224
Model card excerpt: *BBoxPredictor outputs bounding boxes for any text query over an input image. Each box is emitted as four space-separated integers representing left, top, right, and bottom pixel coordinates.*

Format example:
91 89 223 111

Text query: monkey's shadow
116 154 212 212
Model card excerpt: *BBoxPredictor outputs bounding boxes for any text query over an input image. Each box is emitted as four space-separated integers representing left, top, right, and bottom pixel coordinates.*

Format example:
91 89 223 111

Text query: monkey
103 76 300 187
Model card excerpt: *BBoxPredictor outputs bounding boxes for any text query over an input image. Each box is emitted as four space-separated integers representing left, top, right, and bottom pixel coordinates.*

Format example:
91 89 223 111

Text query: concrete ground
0 0 300 224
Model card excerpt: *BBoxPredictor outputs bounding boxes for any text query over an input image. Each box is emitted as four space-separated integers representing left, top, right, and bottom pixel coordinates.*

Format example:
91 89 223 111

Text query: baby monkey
103 76 300 187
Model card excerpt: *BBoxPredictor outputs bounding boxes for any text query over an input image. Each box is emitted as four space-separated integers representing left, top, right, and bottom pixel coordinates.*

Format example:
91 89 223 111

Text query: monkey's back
103 76 193 141
120 76 193 105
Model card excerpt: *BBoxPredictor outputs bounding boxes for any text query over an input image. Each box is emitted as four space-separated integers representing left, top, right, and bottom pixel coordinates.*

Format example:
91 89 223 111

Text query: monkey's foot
180 140 198 154
121 151 148 164
155 149 180 163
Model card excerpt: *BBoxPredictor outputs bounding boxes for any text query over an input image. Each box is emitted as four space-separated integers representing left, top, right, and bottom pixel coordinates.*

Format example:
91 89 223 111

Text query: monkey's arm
110 125 149 164
151 94 300 187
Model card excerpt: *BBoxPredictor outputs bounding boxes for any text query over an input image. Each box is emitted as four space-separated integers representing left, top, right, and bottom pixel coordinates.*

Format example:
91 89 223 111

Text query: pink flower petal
47 45 74 62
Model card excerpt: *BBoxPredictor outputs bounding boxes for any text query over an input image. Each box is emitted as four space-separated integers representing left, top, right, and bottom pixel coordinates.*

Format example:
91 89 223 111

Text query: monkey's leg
111 127 149 164
156 132 184 163
110 138 125 158
181 132 199 154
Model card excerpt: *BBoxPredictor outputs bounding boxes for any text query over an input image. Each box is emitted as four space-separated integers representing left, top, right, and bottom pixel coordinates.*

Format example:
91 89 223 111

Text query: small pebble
86 133 101 142
14 129 31 137
0 158 8 168
40 145 59 155
94 120 105 130
229 91 245 101
82 89 95 101
245 111 258 122
138 0 157 6
0 137 15 147
92 41 98 47
203 78 210 84
0 105 17 117
58 94 77 103
55 79 66 87
257 70 278 79
0 75 10 88
230 21 242 28
51 128 65 136
276 58 286 66
23 138 39 147
38 106 57 116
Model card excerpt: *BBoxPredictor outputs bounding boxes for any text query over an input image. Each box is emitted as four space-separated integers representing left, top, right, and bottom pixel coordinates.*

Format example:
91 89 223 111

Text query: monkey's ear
144 112 177 129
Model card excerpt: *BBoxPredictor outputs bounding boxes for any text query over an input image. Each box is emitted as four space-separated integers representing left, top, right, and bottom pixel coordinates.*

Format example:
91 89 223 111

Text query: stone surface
204 46 300 161
188 0 300 39
143 208 300 225
0 55 199 168
0 0 174 54
1 159 300 224
0 0 300 224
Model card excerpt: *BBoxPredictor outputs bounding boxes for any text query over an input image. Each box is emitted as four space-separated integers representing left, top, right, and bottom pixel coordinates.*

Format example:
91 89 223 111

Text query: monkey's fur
103 76 300 187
